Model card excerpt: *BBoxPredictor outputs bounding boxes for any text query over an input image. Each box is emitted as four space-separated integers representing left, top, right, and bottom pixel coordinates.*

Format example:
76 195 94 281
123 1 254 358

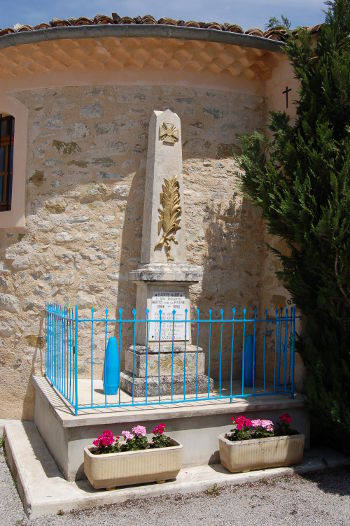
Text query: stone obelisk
120 109 212 397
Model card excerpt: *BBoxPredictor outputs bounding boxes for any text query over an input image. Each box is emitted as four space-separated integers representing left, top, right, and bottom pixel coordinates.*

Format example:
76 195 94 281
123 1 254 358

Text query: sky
0 0 327 31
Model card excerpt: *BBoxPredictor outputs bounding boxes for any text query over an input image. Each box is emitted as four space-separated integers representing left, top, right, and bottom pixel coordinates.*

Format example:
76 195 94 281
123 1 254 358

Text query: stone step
4 420 350 519
33 375 310 482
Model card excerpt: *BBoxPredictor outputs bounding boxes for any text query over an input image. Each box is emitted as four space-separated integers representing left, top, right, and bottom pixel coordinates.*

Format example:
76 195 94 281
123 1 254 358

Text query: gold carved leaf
159 122 179 144
154 176 181 261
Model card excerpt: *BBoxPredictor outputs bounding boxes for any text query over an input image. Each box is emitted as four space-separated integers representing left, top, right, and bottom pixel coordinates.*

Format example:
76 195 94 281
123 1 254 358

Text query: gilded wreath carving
159 122 179 144
154 176 182 262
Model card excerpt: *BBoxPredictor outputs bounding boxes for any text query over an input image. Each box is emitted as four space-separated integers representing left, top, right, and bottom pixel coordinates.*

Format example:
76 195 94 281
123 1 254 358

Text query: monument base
125 344 206 377
122 343 213 397
120 370 214 397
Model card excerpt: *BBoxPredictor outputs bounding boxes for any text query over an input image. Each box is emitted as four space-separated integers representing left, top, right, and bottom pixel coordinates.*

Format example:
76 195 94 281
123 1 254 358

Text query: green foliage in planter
236 0 350 452
91 424 173 455
227 414 297 441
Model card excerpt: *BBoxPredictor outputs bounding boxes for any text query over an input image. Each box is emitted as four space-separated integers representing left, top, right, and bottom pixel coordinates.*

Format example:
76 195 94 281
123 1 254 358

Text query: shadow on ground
299 466 350 496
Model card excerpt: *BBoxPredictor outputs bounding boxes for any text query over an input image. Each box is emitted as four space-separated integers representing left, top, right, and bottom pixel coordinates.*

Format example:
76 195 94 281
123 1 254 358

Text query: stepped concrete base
120 371 213 397
5 420 350 519
124 344 206 377
122 344 212 396
120 342 214 397
32 375 310 483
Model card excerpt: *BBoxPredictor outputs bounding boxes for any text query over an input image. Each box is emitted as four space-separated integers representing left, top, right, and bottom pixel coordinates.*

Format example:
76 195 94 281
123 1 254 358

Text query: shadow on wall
114 159 145 370
21 314 45 419
194 196 266 382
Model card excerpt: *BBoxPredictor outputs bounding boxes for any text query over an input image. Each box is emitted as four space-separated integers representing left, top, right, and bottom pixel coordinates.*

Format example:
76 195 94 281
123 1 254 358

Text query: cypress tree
237 0 350 450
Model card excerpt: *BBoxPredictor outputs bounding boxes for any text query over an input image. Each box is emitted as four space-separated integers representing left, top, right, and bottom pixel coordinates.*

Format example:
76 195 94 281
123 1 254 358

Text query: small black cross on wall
283 86 292 109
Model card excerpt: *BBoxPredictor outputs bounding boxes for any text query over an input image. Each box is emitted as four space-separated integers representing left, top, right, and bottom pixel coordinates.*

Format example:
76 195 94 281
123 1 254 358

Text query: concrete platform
4 420 350 519
32 375 310 481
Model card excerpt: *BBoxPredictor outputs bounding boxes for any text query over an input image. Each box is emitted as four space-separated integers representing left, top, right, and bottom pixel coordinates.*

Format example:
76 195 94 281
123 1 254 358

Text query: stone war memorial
0 11 312 499
122 108 212 397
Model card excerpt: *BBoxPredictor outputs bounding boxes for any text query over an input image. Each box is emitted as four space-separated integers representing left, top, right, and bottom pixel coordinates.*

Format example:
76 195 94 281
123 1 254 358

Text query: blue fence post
244 335 254 388
104 308 108 406
44 304 48 378
291 307 296 398
263 309 267 392
53 304 57 389
65 307 68 398
74 304 79 416
90 307 94 407
69 307 73 404
171 309 175 401
273 308 278 393
145 308 149 404
158 309 162 402
118 308 123 406
195 309 200 399
230 308 235 403
283 308 288 393
242 308 246 395
183 308 188 400
207 309 212 397
252 308 257 394
132 308 136 403
219 309 224 397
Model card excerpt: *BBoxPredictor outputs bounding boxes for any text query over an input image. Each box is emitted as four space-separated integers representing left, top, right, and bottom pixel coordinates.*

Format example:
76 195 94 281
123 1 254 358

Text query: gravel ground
1 446 350 526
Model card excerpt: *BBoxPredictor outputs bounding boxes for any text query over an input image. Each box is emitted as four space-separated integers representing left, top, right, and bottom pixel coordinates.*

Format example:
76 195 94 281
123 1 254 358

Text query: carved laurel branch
154 175 181 262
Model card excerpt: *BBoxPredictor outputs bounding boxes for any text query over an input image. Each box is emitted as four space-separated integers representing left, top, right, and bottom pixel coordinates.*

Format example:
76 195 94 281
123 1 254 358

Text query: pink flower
234 415 253 431
122 430 134 441
152 423 166 435
279 413 292 425
132 425 147 437
250 419 274 432
260 419 274 432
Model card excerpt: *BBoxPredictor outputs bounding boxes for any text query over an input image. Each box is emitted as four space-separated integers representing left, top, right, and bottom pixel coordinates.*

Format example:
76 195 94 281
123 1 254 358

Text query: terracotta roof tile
14 24 33 32
157 17 178 25
69 17 94 26
206 22 223 31
245 28 265 37
93 15 114 25
34 23 51 30
50 19 72 27
223 24 244 33
141 15 157 24
0 12 324 43
0 28 14 36
184 20 201 28
119 16 135 24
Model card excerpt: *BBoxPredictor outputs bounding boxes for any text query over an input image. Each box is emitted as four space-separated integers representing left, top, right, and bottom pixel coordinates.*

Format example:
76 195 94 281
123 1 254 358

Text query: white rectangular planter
84 440 183 489
219 433 305 473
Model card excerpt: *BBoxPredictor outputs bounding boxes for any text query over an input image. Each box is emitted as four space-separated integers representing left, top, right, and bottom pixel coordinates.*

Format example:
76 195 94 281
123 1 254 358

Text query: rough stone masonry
0 83 290 418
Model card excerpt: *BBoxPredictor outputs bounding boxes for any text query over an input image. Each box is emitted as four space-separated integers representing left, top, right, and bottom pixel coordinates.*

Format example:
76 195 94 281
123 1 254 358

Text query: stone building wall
0 83 272 418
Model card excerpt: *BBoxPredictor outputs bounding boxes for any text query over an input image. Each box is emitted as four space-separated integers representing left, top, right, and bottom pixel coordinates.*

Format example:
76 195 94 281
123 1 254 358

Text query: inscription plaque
149 291 190 342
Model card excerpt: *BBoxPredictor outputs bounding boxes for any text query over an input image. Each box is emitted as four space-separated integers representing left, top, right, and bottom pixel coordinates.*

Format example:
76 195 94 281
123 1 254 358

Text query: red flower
234 415 253 431
93 430 115 448
152 423 166 435
279 413 292 425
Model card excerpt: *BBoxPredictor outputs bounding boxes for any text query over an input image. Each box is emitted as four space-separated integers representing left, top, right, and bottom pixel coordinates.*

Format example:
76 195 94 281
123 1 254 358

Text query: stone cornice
0 24 284 53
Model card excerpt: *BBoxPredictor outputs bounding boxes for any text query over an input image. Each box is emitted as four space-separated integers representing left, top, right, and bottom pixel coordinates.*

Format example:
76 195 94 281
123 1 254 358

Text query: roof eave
0 24 285 53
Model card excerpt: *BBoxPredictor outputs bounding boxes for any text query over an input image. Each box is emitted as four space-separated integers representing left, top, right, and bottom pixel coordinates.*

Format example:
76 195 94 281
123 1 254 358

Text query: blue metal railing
44 304 297 415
